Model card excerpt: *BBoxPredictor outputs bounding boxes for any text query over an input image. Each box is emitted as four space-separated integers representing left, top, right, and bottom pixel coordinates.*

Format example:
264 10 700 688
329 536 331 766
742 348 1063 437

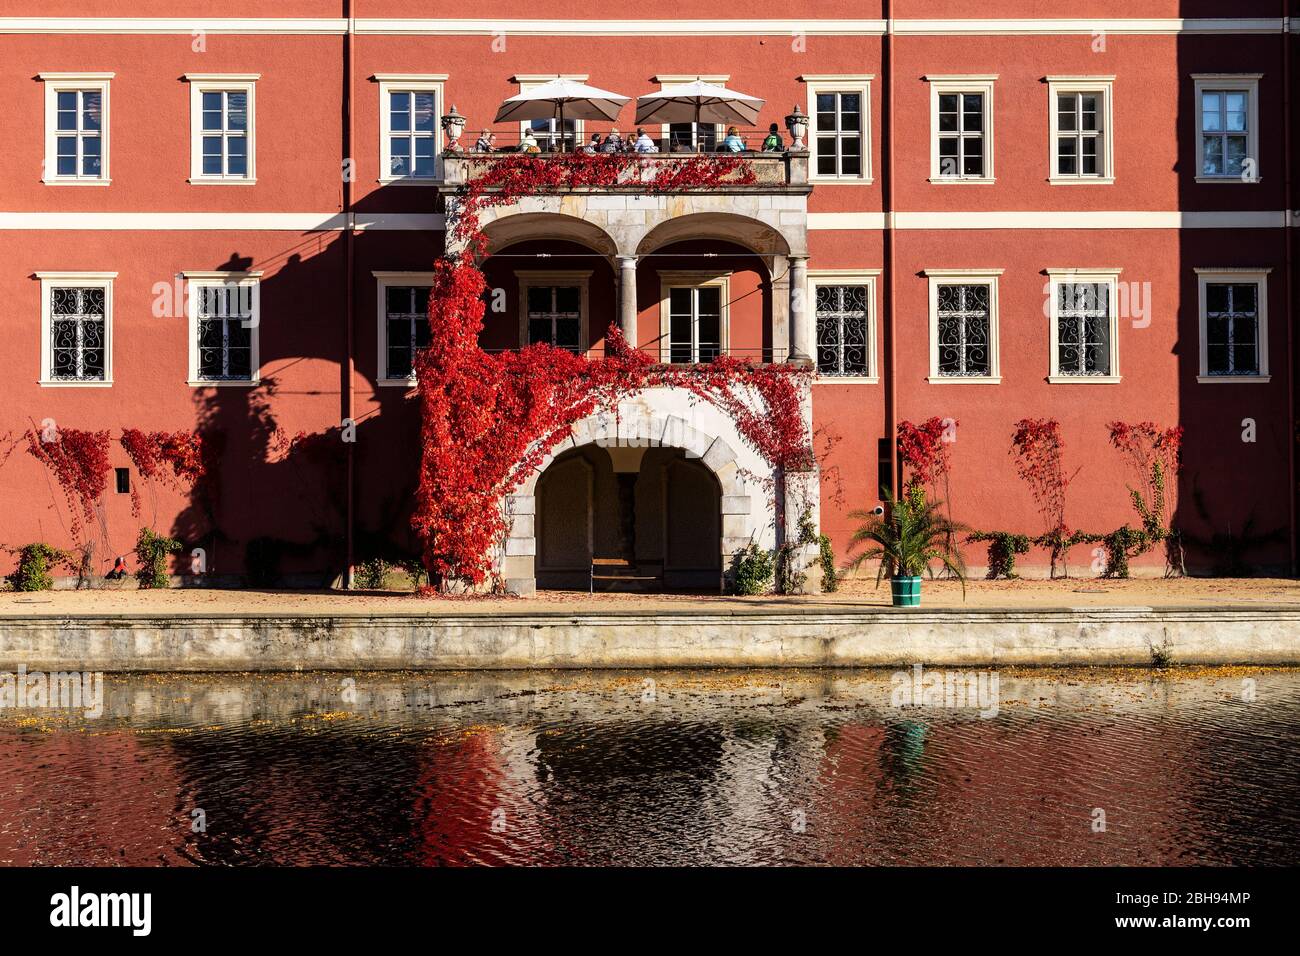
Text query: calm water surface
1 668 1297 866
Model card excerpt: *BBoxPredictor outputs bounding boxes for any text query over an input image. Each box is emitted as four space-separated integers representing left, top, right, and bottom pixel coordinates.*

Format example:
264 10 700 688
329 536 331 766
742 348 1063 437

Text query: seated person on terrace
761 124 784 152
582 133 602 154
518 130 541 153
601 129 624 153
723 126 746 151
634 128 659 153
474 130 496 152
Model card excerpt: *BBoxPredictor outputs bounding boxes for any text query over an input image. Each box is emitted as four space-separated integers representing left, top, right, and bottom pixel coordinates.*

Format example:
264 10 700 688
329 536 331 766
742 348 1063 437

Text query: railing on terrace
442 128 808 189
477 345 790 364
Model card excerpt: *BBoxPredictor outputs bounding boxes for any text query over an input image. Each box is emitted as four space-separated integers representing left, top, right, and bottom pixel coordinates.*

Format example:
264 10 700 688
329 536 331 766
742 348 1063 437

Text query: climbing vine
412 153 813 588
120 428 217 520
1009 418 1082 577
25 425 112 543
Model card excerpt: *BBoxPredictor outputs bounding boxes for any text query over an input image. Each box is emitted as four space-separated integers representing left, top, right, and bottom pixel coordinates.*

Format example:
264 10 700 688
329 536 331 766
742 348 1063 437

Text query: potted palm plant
846 487 967 606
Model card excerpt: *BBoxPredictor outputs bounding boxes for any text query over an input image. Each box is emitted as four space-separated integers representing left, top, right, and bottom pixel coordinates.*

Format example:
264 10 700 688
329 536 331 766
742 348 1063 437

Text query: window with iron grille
526 286 582 352
1055 282 1112 375
195 283 255 381
936 92 985 178
48 286 107 381
384 285 431 378
935 284 991 376
815 285 870 376
1204 282 1260 375
814 91 863 177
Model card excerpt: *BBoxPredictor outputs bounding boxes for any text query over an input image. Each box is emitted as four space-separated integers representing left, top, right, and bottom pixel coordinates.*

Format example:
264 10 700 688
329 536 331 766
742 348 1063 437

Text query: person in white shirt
634 128 659 153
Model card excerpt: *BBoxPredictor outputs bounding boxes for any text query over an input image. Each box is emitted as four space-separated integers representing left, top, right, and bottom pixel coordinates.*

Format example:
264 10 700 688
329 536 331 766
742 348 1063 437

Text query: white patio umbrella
494 78 629 151
634 80 766 143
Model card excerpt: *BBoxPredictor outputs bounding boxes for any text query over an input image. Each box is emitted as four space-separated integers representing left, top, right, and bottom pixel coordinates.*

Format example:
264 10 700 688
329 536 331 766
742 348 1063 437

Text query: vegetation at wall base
967 530 1031 579
134 528 182 589
5 543 70 592
732 543 775 595
847 486 967 596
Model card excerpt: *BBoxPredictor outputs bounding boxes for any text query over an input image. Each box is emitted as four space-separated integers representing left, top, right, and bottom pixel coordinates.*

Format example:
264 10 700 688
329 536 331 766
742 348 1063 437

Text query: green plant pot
891 575 922 607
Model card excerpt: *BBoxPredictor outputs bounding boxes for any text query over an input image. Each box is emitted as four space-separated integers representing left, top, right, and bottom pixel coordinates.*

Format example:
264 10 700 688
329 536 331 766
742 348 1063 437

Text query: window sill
928 176 996 185
377 177 444 186
1048 177 1115 186
926 375 1001 384
42 178 112 186
188 379 259 387
39 379 113 387
1197 374 1271 384
813 375 879 384
809 176 875 185
188 177 258 185
377 377 418 387
1194 176 1261 184
1048 375 1121 384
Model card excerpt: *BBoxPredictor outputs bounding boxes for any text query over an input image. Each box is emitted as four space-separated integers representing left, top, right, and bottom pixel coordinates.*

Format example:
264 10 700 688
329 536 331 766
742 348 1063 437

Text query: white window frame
512 75 587 151
926 75 996 184
1193 74 1262 184
184 271 262 386
807 270 880 383
37 272 115 387
40 73 112 186
373 271 434 385
1045 268 1122 383
185 74 258 184
653 75 727 152
801 75 873 183
925 269 1002 383
1196 268 1270 383
658 271 730 364
516 270 591 352
1046 76 1115 184
375 74 448 184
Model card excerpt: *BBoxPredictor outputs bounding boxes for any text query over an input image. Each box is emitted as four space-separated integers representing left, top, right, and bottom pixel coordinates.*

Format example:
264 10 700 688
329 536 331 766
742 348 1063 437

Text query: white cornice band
0 18 1288 36
0 211 1294 231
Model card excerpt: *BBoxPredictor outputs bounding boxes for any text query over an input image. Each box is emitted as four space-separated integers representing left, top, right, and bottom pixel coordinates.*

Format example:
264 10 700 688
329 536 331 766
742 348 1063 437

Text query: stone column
618 256 638 346
788 255 811 363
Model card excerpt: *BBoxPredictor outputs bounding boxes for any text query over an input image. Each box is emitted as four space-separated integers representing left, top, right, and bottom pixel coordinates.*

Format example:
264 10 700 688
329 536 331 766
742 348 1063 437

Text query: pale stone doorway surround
500 388 820 595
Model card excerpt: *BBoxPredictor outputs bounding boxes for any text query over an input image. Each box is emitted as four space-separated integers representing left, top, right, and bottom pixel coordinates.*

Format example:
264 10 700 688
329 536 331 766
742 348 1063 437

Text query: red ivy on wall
412 153 812 588
25 426 112 542
1107 420 1183 530
120 428 217 519
897 418 955 492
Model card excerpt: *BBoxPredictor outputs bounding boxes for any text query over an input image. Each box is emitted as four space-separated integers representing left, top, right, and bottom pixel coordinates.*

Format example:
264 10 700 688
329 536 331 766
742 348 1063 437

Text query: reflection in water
0 669 1297 866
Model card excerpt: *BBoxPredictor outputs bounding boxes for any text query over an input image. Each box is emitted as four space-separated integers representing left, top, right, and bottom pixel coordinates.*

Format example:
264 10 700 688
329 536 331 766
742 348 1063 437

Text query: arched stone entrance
501 393 765 596
534 445 722 591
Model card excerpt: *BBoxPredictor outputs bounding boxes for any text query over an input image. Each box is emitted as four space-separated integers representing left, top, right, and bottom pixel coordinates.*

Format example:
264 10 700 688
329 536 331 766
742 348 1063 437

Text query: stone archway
500 395 759 596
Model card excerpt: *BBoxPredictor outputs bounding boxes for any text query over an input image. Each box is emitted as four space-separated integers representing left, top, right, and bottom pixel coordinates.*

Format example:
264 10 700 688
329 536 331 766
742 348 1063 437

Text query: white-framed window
659 272 729 364
801 75 873 181
39 73 112 185
1196 269 1270 382
925 269 1001 382
184 272 261 385
1193 74 1262 183
375 74 447 183
184 74 258 184
374 272 433 384
1047 76 1114 184
808 272 879 381
926 75 996 183
512 75 586 151
37 272 114 386
652 75 726 152
1045 269 1121 383
517 271 590 353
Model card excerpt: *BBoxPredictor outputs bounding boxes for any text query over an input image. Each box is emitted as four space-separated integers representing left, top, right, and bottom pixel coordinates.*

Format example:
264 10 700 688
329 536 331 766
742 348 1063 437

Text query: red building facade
1 3 1296 586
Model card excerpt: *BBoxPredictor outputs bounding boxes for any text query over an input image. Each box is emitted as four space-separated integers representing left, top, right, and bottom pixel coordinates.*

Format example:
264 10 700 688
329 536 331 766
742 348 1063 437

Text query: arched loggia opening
535 444 722 592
